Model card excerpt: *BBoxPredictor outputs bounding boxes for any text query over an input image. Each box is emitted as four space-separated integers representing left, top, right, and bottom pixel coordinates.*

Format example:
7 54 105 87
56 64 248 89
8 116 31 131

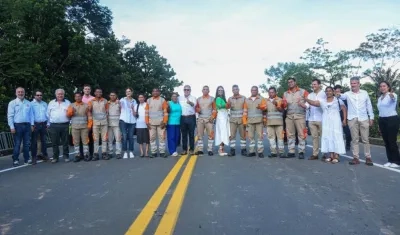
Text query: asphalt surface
1 132 399 235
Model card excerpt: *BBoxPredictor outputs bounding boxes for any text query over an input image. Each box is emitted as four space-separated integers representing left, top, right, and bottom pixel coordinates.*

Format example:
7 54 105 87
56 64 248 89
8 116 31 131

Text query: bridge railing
0 131 52 156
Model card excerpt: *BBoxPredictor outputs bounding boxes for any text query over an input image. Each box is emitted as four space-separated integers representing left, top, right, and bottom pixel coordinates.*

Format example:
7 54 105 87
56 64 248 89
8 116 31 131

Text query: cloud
104 0 400 97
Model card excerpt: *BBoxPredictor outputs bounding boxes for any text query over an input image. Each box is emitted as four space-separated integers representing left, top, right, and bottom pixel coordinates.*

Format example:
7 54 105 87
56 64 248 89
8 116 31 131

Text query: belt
34 121 47 124
15 122 30 125
182 114 195 117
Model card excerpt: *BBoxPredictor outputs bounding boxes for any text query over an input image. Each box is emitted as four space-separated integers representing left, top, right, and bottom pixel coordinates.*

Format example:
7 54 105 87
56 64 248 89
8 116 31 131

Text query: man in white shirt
178 85 197 155
307 79 326 160
339 77 374 166
47 88 71 163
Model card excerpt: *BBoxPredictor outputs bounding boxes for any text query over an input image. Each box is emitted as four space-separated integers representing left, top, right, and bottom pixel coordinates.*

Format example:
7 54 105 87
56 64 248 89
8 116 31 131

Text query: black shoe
247 152 256 157
268 153 277 158
258 153 264 158
150 153 157 158
103 153 110 160
84 154 91 161
298 153 305 159
284 153 295 158
73 155 81 162
160 153 167 158
229 149 235 156
92 154 99 161
241 149 247 156
196 151 204 155
346 145 350 151
116 154 122 159
208 151 213 156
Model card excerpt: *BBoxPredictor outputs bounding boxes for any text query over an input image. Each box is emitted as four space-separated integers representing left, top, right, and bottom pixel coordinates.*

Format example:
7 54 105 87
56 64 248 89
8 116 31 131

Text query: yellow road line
125 155 189 235
154 155 198 235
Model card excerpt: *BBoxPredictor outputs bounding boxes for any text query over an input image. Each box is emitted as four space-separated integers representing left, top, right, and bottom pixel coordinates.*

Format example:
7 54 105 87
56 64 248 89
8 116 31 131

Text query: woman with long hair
214 86 230 156
305 86 347 163
119 87 137 159
134 94 150 158
377 81 399 168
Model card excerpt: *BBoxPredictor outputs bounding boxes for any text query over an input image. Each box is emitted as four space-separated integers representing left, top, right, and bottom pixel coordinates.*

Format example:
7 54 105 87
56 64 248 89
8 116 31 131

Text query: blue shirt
7 98 34 129
168 101 182 125
31 99 48 123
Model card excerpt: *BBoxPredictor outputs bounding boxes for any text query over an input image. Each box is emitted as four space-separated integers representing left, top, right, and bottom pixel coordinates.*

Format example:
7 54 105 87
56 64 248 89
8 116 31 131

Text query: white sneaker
384 162 392 167
172 152 178 157
390 163 399 168
129 152 135 159
123 152 128 159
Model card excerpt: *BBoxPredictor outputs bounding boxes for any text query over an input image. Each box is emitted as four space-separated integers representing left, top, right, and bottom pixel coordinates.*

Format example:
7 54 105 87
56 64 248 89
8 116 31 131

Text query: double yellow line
125 154 198 235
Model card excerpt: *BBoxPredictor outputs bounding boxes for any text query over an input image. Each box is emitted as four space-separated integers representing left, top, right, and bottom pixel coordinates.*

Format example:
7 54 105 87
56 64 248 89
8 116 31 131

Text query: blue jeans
31 122 48 157
13 123 31 162
120 120 135 152
167 124 181 154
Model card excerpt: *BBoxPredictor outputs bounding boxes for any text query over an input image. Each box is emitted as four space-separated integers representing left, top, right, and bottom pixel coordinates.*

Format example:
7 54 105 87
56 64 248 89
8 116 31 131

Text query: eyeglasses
36 95 42 96
184 89 190 91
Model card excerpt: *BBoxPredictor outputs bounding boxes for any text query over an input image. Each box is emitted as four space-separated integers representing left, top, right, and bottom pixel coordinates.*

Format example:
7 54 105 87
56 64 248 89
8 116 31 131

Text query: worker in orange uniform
88 88 109 160
283 76 309 159
243 86 267 158
145 88 169 158
67 92 92 162
266 87 287 158
195 85 217 156
226 84 247 156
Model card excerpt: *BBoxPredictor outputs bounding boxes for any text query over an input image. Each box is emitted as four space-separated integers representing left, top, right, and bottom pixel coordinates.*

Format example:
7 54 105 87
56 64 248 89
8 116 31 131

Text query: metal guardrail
0 131 52 155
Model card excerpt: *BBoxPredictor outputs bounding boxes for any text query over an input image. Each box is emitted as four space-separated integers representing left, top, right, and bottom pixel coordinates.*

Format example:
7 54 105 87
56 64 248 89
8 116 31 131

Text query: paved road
1 134 399 235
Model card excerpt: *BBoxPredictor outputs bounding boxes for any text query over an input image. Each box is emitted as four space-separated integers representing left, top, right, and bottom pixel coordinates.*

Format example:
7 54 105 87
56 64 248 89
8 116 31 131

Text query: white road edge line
305 145 400 174
0 151 78 174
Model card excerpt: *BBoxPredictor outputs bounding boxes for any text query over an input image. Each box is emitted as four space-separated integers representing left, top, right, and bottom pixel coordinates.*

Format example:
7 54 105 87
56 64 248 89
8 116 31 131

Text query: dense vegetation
0 0 182 131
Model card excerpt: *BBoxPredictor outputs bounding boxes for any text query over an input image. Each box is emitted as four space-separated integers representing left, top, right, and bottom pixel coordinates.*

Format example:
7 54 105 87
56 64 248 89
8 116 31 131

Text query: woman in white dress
214 86 230 156
306 86 347 163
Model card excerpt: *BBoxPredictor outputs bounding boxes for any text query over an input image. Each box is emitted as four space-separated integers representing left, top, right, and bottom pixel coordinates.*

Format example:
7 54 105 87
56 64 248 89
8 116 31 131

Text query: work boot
365 157 373 166
247 152 256 157
116 154 122 159
258 153 264 158
241 149 247 156
278 153 286 158
268 153 277 158
298 152 305 159
103 153 110 160
160 153 167 158
196 151 204 155
92 153 99 161
84 154 91 161
229 149 235 157
150 153 157 158
208 151 213 156
286 153 295 158
73 155 81 162
32 155 37 165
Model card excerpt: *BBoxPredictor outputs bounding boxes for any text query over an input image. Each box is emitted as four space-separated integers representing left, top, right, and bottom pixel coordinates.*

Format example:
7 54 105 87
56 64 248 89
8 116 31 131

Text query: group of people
6 76 400 168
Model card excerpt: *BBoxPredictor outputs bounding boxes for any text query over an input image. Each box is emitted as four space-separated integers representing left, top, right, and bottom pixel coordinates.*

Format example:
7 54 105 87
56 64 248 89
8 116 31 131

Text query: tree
353 27 400 96
260 62 316 96
123 42 182 98
301 38 359 86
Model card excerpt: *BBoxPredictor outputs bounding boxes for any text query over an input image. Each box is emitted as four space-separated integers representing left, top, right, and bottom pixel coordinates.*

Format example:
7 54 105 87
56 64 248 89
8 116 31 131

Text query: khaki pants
247 122 264 153
285 117 306 153
229 121 246 150
93 124 108 153
348 118 371 158
108 126 121 155
72 127 89 155
309 121 322 156
150 125 166 154
267 125 284 154
196 118 214 152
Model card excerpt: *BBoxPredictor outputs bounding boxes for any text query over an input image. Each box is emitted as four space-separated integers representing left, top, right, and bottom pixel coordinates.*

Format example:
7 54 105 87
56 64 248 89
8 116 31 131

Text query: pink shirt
82 95 94 104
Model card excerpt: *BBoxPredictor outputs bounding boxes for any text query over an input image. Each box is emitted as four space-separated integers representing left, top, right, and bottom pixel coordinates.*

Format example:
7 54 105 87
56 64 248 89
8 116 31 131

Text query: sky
101 0 399 98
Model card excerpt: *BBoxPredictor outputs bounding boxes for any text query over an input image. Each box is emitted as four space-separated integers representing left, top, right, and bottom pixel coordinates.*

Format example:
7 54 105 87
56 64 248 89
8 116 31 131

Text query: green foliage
0 0 182 131
260 62 316 96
